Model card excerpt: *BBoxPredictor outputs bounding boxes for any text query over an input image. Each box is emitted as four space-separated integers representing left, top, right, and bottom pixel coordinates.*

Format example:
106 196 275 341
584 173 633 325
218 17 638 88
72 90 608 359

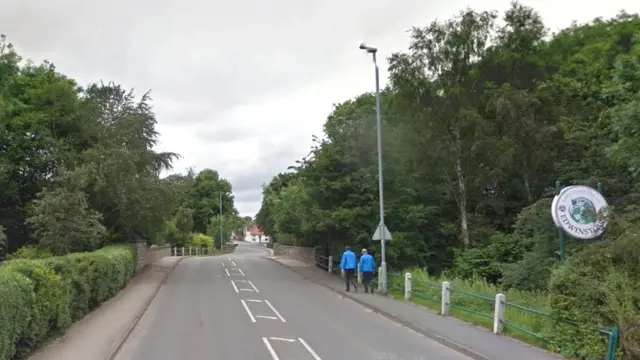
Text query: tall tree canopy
256 5 640 358
0 34 243 257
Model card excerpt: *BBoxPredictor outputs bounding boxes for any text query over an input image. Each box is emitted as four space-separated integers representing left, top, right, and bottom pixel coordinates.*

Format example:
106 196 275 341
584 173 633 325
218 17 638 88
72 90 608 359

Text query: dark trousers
362 271 374 293
344 268 357 291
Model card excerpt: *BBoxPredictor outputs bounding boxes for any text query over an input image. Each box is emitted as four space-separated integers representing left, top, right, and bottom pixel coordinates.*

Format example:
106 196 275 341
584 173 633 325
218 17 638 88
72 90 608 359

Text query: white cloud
1 0 636 216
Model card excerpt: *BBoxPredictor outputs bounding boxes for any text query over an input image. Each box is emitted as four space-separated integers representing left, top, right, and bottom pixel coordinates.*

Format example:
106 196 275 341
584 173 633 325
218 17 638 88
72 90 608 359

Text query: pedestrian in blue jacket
340 245 358 292
359 248 376 293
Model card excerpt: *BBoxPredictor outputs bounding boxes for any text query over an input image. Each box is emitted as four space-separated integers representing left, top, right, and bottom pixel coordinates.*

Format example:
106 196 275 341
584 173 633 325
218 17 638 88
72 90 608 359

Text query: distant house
245 224 269 243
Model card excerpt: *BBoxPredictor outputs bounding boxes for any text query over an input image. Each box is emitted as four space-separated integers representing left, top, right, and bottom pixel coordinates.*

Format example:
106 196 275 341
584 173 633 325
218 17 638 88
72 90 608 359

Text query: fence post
171 247 174 256
441 281 451 316
404 272 412 301
493 293 505 334
181 247 184 256
378 267 382 292
328 256 333 273
357 263 362 285
606 327 619 360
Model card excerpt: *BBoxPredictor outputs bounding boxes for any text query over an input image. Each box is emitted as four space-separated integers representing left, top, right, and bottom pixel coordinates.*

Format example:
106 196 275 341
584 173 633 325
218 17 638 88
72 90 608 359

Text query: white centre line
231 260 237 266
298 338 323 360
262 338 280 360
225 269 231 277
230 280 240 293
240 300 256 323
264 300 286 323
238 269 245 276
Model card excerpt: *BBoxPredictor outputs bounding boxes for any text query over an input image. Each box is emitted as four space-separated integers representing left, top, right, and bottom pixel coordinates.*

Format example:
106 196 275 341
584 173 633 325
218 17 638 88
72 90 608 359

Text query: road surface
115 242 472 360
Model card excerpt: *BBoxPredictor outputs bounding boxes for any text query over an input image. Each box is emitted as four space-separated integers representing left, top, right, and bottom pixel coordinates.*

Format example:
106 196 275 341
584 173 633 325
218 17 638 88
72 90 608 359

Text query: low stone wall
273 243 318 264
133 241 171 272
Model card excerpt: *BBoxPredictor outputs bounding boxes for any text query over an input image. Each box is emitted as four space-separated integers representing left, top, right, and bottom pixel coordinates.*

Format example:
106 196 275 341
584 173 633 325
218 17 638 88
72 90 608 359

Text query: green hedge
0 244 136 360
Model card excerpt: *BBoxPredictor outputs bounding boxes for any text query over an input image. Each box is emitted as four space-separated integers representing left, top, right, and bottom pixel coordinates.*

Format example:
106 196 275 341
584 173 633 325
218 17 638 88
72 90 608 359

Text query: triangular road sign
372 223 392 241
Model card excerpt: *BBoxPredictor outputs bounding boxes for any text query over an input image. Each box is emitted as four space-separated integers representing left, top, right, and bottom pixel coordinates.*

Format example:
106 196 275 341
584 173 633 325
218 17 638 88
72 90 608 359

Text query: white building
245 224 270 243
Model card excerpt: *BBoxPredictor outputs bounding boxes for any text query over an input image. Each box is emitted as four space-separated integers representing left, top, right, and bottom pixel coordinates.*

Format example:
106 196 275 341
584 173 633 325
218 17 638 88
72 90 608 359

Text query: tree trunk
453 125 470 248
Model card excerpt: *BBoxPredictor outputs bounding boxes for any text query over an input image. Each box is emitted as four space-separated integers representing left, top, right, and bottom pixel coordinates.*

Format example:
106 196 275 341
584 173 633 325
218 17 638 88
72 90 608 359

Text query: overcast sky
1 0 636 216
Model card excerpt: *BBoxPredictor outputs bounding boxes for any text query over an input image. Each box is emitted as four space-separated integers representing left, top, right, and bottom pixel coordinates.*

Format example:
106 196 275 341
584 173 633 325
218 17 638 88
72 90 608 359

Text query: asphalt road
115 243 472 360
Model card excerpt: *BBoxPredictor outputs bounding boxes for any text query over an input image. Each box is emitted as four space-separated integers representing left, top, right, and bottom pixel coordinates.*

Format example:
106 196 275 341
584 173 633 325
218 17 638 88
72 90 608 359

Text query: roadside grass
385 269 555 350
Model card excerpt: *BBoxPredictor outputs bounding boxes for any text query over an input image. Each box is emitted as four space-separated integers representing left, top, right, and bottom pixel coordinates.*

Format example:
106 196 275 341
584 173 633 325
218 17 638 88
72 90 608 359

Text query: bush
6 246 53 261
0 244 136 360
186 233 213 248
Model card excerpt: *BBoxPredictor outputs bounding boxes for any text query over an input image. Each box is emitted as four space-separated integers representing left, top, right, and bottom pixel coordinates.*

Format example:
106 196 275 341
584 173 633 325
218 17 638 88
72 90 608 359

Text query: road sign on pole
372 223 392 241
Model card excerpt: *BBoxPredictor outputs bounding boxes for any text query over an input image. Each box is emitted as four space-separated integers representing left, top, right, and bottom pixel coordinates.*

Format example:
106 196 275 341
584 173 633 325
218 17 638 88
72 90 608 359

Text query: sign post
551 180 608 264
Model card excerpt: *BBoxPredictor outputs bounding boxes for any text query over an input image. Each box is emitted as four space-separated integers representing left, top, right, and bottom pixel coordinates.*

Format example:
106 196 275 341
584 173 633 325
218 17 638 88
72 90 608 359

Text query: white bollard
328 256 333 273
189 247 192 256
357 263 362 285
441 281 451 316
181 247 185 256
404 272 412 301
493 293 505 334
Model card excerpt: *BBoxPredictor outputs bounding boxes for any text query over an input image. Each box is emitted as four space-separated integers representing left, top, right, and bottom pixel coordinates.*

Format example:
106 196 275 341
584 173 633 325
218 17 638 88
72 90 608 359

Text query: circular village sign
551 185 609 240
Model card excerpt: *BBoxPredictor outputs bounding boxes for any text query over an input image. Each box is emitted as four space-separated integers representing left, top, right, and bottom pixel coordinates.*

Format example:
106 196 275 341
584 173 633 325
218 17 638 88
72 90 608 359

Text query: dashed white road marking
221 261 225 267
240 300 256 323
246 299 263 303
238 268 245 276
230 280 259 292
262 337 280 360
248 280 259 292
264 300 286 323
256 315 278 320
228 256 232 260
230 280 240 293
269 337 296 342
298 338 322 360
231 260 237 266
225 269 231 277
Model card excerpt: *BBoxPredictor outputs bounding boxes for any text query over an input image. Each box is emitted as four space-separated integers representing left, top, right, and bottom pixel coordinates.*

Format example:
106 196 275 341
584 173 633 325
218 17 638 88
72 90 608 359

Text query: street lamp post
219 192 223 252
359 42 388 295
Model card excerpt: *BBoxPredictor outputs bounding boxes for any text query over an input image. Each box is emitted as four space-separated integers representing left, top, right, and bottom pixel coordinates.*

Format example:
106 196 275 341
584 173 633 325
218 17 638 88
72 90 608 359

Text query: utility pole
219 192 223 252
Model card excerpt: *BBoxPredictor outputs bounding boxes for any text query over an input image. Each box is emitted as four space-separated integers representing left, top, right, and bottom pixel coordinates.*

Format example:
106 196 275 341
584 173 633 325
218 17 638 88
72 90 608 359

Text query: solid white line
240 288 254 292
231 261 237 266
298 338 322 360
246 299 263 303
240 300 256 323
264 300 286 323
256 315 278 320
225 269 230 277
269 337 296 342
238 269 245 276
248 281 260 292
230 280 239 293
234 280 248 283
262 337 280 360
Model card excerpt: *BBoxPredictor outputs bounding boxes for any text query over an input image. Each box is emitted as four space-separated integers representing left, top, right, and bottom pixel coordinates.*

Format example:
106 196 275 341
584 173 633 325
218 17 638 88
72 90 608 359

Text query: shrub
0 269 33 360
0 244 136 359
186 233 213 248
6 245 53 261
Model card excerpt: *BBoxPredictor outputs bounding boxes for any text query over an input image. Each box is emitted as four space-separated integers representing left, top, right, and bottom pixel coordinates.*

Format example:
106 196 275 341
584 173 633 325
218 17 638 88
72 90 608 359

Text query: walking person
340 245 358 292
359 248 376 293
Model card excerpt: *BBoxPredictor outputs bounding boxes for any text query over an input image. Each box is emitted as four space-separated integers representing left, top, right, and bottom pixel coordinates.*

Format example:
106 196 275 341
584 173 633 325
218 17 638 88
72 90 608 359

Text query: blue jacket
359 253 376 272
340 250 356 270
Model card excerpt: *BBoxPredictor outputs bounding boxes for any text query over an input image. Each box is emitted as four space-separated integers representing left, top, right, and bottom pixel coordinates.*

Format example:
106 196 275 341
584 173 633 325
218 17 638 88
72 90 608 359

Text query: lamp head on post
359 42 377 53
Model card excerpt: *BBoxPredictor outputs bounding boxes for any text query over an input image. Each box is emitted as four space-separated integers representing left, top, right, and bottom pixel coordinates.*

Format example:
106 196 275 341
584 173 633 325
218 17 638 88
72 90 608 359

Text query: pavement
113 242 475 360
27 256 183 360
267 254 565 360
